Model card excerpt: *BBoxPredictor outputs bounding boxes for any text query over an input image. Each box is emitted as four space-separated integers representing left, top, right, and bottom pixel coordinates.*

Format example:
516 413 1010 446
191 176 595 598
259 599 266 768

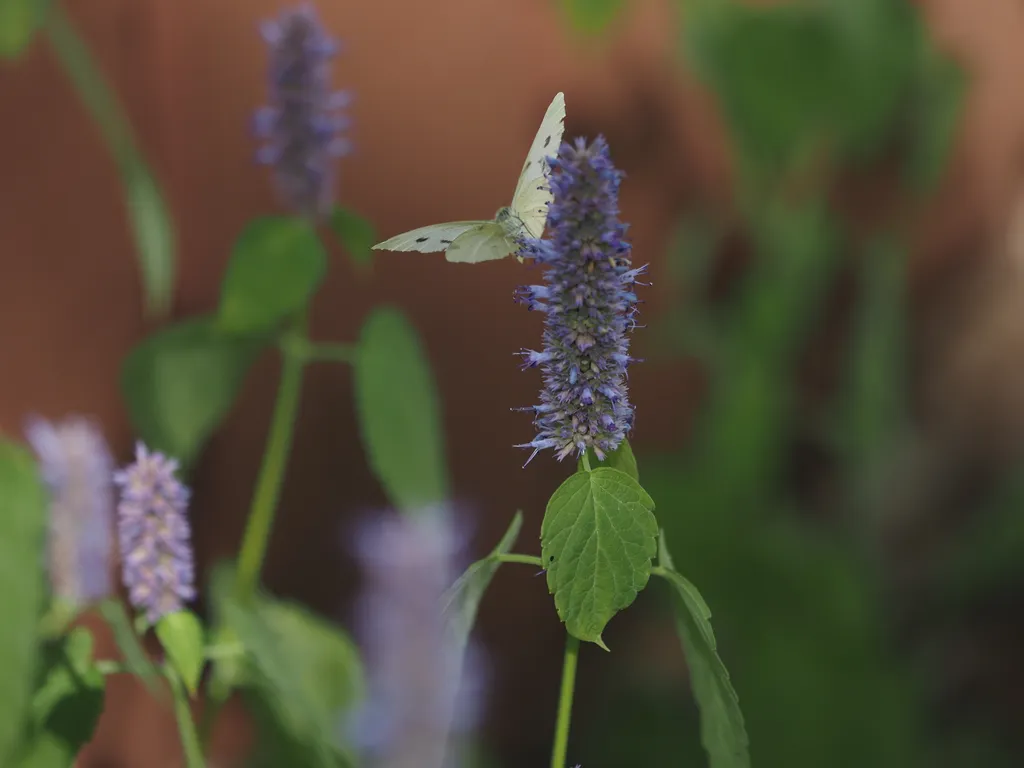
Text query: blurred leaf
218 217 327 335
0 439 48 765
578 439 639 482
211 564 362 767
14 627 105 768
904 45 965 192
45 6 175 317
121 315 265 470
98 599 159 694
657 532 749 768
353 306 449 513
442 511 523 657
330 206 376 268
156 610 205 697
561 0 625 34
0 0 48 57
541 468 657 647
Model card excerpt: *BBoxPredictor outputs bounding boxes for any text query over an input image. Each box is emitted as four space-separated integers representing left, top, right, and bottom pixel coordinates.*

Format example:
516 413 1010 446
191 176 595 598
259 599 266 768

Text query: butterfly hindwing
510 92 566 236
445 223 514 264
371 221 489 253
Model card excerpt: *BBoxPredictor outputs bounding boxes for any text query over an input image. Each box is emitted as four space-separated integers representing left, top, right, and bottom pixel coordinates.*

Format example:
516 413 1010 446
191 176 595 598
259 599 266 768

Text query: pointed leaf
121 315 265 469
330 206 376 268
541 468 657 647
156 609 205 697
658 532 750 768
578 439 639 482
14 626 106 768
353 307 449 512
441 511 523 657
218 217 327 335
0 440 48 764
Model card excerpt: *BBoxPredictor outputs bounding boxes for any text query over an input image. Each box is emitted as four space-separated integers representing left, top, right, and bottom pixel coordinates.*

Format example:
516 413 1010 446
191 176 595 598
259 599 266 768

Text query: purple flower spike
514 136 645 465
254 4 350 218
113 442 196 624
25 416 116 609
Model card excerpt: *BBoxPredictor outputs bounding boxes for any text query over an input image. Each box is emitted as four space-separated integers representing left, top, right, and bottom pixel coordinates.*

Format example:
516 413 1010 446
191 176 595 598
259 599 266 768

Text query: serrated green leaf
0 0 48 57
353 306 449 512
561 0 625 34
156 610 205 697
210 564 362 767
541 468 657 647
218 217 327 335
121 315 265 470
98 599 158 693
658 532 749 768
330 206 376 268
578 439 639 482
441 511 523 657
45 6 175 317
14 626 106 768
0 440 48 764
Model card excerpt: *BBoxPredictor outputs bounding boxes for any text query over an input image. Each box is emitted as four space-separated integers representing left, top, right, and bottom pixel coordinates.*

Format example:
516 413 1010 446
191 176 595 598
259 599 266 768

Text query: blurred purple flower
514 136 645 465
113 442 196 624
254 3 351 218
347 505 487 768
25 415 115 609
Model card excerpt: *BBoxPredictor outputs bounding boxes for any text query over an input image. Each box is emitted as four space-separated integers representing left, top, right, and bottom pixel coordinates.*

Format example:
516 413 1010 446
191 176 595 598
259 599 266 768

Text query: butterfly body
372 92 567 264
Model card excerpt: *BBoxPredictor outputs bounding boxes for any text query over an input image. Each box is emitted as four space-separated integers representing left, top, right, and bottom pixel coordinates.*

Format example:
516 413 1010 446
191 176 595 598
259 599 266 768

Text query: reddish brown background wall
3 0 1024 765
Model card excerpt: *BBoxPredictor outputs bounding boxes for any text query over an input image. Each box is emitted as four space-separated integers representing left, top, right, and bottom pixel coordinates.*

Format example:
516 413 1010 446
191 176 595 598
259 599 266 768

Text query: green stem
280 334 357 365
495 553 545 567
582 452 592 471
550 634 581 768
167 666 206 768
235 313 308 599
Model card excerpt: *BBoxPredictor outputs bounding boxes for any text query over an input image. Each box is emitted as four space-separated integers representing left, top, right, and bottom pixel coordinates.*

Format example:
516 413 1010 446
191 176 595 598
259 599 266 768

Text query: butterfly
371 92 566 263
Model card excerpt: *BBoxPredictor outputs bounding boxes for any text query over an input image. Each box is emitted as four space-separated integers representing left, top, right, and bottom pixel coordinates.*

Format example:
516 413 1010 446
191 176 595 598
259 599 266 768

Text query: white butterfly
371 92 566 263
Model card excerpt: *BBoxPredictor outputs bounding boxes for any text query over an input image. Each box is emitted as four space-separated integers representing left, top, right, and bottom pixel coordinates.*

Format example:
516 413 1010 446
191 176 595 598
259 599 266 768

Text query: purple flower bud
113 443 195 624
514 137 645 465
347 505 487 767
25 416 115 609
254 4 350 218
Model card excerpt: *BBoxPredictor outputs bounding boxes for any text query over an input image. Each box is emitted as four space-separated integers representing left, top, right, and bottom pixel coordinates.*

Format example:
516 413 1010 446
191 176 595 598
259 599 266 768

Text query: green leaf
441 511 523 657
156 610 205 697
218 217 327 335
0 0 47 57
14 627 106 768
330 206 376 268
541 468 657 648
578 439 639 482
98 599 159 693
0 440 48 764
353 306 449 512
121 314 265 469
45 6 175 317
561 0 625 34
657 532 750 768
210 565 363 767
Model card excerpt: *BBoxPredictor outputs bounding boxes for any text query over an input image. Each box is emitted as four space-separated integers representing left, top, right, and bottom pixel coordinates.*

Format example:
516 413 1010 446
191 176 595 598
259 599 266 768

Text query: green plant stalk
234 313 309 599
44 3 174 317
550 633 581 768
495 553 544 567
167 664 206 768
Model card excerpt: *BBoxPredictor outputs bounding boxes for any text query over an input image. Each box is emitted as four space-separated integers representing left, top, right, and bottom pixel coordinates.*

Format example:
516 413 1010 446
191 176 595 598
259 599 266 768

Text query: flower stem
550 633 580 768
495 553 544 567
235 312 308 599
167 665 206 768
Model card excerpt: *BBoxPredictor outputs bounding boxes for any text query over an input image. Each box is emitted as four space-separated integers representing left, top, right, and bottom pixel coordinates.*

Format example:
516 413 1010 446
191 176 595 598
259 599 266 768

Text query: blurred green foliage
566 0 988 765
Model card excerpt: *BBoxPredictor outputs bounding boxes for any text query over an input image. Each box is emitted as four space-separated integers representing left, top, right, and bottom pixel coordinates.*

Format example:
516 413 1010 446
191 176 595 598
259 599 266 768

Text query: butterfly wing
445 222 514 264
510 92 566 238
372 221 490 253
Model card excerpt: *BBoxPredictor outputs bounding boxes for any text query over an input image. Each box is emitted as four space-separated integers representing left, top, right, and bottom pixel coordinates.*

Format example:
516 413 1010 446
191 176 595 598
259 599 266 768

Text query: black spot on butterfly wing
415 237 430 243
440 239 452 244
543 135 551 148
